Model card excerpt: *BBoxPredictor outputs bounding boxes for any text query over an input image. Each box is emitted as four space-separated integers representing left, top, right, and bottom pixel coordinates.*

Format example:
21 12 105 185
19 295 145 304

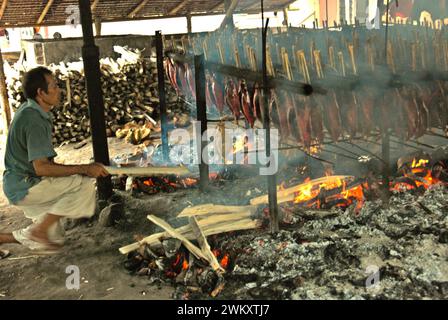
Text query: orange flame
143 179 155 187
182 259 189 270
181 178 198 187
392 159 440 191
293 176 365 210
411 158 429 169
294 176 346 204
220 254 230 269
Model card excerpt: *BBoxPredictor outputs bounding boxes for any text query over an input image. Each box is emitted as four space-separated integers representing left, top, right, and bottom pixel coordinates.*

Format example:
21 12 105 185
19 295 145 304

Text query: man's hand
33 158 110 178
84 163 110 178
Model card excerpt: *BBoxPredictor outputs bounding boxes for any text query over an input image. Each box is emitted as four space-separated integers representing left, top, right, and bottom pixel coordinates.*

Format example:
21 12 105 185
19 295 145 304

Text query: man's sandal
0 249 10 260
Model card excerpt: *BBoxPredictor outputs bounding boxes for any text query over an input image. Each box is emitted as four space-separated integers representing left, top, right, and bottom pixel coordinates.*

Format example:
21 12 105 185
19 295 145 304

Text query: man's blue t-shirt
3 99 57 204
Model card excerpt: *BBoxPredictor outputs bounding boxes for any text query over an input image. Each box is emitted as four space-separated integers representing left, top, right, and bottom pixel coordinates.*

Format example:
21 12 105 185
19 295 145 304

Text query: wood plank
250 175 353 205
189 216 225 273
178 204 257 217
0 0 8 20
127 0 150 18
104 166 190 176
119 216 260 255
36 0 54 25
147 215 208 261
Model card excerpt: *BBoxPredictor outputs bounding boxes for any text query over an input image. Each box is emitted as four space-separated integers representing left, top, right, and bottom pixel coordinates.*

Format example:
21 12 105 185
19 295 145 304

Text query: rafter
127 0 150 18
168 0 189 15
36 0 54 25
211 0 225 12
219 0 239 29
91 0 100 13
0 0 8 21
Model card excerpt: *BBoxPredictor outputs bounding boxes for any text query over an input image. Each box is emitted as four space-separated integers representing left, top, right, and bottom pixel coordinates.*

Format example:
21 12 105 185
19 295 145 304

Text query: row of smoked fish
165 57 448 148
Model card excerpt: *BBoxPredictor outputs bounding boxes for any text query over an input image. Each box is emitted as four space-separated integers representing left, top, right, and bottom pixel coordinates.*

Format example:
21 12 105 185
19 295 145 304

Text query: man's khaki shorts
12 175 96 250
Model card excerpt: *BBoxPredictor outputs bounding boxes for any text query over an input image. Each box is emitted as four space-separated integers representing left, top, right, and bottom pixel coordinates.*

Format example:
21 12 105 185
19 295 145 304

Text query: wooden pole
382 0 391 200
94 17 102 37
195 54 209 192
261 1 279 234
0 47 11 131
155 31 169 162
78 0 112 200
186 13 192 34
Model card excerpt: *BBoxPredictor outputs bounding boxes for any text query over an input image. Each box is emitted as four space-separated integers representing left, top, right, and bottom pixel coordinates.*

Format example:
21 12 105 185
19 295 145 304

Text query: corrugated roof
0 0 296 27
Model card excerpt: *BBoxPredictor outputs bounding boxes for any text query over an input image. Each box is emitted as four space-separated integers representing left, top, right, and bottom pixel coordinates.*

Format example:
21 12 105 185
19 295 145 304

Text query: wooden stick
250 175 354 206
178 204 257 217
202 40 209 61
104 166 190 176
147 215 207 261
329 46 336 71
217 41 225 64
422 41 428 70
189 216 225 273
249 47 258 72
296 50 310 84
387 42 396 74
119 217 259 254
266 46 275 77
444 41 448 71
367 44 375 72
348 44 357 75
313 50 324 79
338 51 346 77
411 43 417 71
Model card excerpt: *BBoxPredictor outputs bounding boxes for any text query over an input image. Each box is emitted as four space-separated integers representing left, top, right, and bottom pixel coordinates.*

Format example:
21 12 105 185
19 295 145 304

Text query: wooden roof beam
0 0 8 21
36 0 55 25
219 0 239 29
128 0 150 18
91 0 100 13
36 0 54 25
169 0 189 15
211 1 225 12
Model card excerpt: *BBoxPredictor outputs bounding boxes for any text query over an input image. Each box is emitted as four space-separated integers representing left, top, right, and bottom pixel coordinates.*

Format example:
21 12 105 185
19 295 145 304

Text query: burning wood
119 211 261 255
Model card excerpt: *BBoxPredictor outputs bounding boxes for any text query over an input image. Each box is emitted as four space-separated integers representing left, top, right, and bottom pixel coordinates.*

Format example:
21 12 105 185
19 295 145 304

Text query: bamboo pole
0 47 12 131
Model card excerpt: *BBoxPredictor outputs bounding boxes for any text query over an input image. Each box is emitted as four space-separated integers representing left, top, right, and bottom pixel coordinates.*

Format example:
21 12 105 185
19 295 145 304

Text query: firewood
178 204 257 217
147 215 208 261
189 216 225 274
119 216 260 255
250 175 354 206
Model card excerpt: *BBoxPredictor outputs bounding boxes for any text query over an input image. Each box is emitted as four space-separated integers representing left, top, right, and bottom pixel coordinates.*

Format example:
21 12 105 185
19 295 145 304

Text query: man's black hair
22 66 53 100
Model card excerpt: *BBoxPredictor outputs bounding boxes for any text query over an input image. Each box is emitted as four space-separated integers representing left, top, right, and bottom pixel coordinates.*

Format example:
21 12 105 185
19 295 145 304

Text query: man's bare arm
33 158 110 178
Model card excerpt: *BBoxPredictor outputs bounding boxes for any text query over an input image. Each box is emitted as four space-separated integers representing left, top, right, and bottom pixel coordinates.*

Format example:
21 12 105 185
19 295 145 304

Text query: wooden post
220 0 237 30
94 17 102 37
382 0 391 201
282 7 289 27
195 55 209 192
155 31 169 162
261 2 279 234
78 0 112 200
187 13 192 34
0 47 12 131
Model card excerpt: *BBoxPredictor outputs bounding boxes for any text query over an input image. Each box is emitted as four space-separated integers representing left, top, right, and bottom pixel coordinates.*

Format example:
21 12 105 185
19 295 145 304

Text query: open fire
291 157 446 214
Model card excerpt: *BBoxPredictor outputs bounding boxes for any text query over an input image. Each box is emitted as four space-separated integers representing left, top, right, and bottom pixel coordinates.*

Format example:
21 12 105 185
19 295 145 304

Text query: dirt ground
0 137 177 300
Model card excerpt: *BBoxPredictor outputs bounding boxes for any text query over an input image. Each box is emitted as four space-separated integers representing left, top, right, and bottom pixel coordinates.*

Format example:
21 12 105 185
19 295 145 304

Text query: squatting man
0 67 110 254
